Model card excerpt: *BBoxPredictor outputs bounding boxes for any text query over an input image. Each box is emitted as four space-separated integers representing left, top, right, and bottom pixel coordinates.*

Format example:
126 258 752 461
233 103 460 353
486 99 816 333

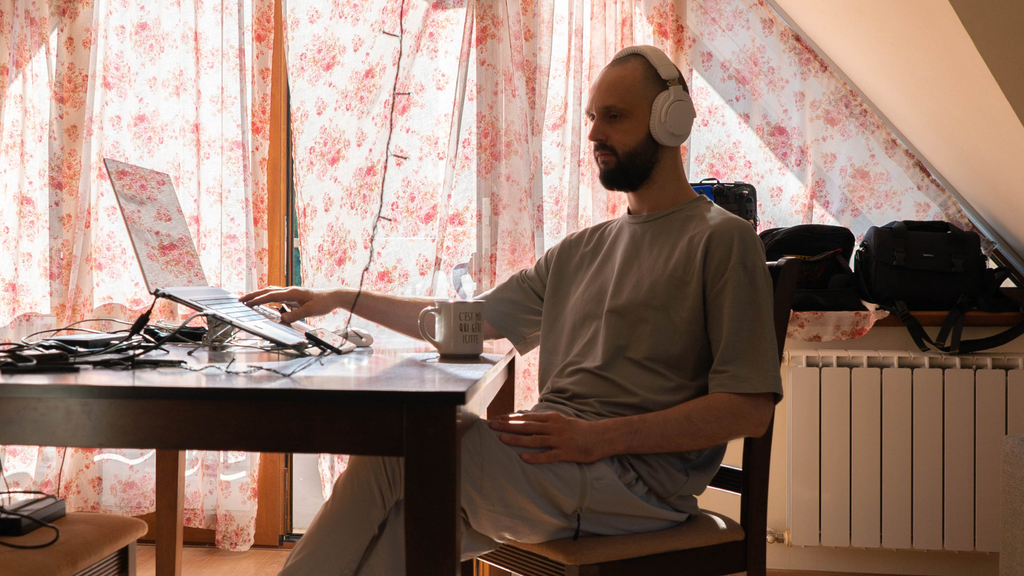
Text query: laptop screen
104 158 208 292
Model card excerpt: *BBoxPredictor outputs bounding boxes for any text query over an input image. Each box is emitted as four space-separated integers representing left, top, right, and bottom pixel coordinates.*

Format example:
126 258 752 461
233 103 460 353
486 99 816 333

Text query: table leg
155 449 184 576
487 353 516 419
405 404 459 576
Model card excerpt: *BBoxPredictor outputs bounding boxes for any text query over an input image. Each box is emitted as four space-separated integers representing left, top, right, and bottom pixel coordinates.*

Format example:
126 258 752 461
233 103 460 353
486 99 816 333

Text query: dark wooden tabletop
0 337 509 402
0 336 517 455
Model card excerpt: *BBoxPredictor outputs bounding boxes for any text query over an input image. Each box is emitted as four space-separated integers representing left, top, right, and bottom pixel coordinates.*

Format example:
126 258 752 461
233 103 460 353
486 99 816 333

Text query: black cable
126 297 158 338
179 353 324 378
55 449 68 499
345 0 408 332
2 302 307 373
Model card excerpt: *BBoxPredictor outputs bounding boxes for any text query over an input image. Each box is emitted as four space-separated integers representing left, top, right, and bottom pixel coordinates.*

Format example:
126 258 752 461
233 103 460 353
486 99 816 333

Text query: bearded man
243 45 781 576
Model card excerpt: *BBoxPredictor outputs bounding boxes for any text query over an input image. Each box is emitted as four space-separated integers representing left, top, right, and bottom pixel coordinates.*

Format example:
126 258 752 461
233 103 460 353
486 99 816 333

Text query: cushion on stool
0 512 148 576
508 510 744 566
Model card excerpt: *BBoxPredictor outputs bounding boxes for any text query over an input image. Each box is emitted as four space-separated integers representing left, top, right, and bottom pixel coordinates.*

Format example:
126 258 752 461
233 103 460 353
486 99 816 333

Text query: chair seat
0 512 148 576
507 510 744 566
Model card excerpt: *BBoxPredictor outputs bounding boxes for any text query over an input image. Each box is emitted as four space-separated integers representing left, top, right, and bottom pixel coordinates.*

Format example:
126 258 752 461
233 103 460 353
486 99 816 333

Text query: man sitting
242 44 781 576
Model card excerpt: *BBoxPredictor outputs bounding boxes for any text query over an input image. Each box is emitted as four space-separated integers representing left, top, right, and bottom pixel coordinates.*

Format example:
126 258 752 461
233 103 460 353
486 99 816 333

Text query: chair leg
127 541 138 576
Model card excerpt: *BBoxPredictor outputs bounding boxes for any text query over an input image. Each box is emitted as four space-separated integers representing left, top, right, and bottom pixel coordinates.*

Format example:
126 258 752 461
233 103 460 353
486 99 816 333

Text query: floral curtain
287 0 976 495
0 0 275 550
685 0 973 238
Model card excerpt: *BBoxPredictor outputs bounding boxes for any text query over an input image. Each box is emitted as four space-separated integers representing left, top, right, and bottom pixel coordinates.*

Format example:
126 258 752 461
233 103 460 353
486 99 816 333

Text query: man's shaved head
604 53 689 108
586 51 690 191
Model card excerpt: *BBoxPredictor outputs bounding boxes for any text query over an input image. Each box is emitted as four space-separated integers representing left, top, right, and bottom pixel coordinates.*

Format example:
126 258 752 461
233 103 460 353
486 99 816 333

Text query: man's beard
595 132 661 192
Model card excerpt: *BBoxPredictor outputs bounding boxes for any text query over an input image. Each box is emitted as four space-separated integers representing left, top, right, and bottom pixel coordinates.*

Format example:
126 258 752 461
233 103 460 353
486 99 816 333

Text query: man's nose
587 120 601 143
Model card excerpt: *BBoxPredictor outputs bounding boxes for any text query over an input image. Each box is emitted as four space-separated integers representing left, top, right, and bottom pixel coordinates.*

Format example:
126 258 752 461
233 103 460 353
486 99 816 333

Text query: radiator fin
820 367 850 548
881 367 912 549
851 367 882 548
944 368 975 551
913 367 944 550
789 366 820 546
1010 370 1024 435
975 369 1005 552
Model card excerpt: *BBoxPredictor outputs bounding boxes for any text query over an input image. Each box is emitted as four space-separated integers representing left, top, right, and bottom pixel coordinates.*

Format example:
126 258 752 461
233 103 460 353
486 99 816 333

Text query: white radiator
786 350 1024 552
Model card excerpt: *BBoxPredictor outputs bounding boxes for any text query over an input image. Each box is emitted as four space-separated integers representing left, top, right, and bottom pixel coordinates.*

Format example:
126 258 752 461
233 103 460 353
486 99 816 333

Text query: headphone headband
613 46 681 84
609 45 695 147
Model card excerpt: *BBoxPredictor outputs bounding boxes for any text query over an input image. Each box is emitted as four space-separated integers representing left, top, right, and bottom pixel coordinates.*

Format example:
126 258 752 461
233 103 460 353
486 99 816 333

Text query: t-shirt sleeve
703 224 784 403
478 248 553 356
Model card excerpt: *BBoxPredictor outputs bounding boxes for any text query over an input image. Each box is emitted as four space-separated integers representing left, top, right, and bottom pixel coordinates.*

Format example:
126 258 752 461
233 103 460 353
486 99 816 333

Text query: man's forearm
323 289 435 340
591 392 775 458
327 289 504 341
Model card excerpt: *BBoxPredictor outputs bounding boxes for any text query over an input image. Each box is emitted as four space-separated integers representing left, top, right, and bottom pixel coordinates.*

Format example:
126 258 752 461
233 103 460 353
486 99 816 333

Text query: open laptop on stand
104 157 355 353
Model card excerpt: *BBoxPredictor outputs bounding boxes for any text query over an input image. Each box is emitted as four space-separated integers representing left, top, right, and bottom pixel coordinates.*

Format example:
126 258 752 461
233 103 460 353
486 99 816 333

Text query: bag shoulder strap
891 300 1024 354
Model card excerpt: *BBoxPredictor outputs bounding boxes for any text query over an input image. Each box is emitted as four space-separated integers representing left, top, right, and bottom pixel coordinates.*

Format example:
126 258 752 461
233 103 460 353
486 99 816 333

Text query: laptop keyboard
192 296 268 323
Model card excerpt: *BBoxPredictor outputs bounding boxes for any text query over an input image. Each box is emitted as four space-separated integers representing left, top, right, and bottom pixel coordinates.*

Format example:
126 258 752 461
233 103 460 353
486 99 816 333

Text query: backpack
759 225 863 311
855 220 1024 354
692 178 757 228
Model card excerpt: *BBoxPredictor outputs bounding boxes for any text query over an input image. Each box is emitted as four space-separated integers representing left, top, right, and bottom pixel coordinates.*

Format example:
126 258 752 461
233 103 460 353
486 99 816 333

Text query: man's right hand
240 286 345 324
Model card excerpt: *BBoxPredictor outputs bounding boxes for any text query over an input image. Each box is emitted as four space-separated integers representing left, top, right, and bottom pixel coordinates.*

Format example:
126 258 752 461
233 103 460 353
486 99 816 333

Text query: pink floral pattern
289 0 977 494
687 0 976 240
105 159 208 290
787 308 890 342
0 0 274 550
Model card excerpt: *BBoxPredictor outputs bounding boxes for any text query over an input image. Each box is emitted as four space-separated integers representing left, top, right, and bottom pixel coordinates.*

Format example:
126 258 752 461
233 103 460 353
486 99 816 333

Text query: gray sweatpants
279 419 689 576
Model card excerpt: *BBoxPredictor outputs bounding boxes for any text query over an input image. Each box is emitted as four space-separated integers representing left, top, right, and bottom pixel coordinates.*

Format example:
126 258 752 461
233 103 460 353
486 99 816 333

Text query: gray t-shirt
481 195 783 515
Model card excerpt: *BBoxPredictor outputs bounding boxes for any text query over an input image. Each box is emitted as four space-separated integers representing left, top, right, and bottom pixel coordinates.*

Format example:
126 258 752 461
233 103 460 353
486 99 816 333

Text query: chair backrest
739 257 800 570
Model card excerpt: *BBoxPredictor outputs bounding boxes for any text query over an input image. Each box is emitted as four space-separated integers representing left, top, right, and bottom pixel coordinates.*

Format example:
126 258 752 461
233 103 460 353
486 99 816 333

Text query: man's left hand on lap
489 412 606 464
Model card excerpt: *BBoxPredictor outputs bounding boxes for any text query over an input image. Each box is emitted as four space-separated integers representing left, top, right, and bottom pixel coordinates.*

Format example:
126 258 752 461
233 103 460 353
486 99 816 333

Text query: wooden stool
0 512 148 576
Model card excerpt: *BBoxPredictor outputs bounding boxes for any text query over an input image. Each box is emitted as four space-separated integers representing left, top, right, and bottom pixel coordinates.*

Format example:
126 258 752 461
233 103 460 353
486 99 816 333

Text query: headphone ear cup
649 91 675 146
649 87 695 147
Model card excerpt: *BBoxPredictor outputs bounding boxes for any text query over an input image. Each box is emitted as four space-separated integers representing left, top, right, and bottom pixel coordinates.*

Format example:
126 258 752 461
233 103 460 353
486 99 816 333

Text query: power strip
0 496 66 536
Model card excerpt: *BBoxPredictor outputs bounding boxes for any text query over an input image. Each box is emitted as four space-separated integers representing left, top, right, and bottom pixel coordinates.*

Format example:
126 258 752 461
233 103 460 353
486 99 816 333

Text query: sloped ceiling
949 0 1024 129
768 0 1024 272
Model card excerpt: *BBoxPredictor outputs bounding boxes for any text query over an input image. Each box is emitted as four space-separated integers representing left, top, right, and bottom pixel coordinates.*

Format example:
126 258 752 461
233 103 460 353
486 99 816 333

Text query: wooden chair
475 257 801 576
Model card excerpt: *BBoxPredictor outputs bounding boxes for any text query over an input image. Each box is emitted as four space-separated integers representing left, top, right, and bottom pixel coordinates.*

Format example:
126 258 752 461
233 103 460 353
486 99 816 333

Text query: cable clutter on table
0 296 336 376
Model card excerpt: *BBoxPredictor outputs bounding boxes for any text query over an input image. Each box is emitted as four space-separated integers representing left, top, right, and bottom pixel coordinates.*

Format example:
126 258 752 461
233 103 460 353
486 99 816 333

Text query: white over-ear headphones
612 45 696 147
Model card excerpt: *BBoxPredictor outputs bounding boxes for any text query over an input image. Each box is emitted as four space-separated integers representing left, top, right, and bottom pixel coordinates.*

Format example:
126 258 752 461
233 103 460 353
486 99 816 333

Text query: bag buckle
893 301 912 321
894 247 907 267
952 255 965 272
954 293 973 311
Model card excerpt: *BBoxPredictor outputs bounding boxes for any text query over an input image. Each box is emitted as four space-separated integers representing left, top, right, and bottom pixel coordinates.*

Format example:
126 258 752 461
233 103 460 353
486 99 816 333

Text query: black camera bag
759 224 862 311
855 220 1024 353
760 224 855 262
692 178 757 227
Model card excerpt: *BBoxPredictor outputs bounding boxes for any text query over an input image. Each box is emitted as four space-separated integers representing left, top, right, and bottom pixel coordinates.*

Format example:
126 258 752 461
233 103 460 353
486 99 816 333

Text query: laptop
104 158 353 352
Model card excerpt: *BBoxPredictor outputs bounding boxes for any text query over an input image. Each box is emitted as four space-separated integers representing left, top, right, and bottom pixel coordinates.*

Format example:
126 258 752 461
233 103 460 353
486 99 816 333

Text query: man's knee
330 455 405 503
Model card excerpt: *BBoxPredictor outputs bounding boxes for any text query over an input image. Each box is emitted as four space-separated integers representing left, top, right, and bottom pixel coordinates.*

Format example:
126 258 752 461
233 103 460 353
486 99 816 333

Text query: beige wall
949 0 1024 130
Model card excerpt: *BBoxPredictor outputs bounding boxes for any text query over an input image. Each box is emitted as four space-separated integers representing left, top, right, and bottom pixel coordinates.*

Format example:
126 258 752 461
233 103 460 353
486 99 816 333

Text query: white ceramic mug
418 300 485 357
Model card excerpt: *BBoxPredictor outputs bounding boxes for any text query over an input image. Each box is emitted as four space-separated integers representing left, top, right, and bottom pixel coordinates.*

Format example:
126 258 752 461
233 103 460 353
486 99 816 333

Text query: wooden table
0 339 516 576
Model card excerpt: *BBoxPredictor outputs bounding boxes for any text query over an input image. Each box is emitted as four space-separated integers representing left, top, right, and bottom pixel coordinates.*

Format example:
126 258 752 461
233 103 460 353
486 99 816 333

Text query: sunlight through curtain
285 0 976 496
0 0 275 550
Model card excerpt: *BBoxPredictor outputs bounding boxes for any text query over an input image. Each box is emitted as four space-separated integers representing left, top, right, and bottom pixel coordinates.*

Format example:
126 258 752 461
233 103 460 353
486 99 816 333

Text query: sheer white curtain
286 0 973 495
0 0 275 550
